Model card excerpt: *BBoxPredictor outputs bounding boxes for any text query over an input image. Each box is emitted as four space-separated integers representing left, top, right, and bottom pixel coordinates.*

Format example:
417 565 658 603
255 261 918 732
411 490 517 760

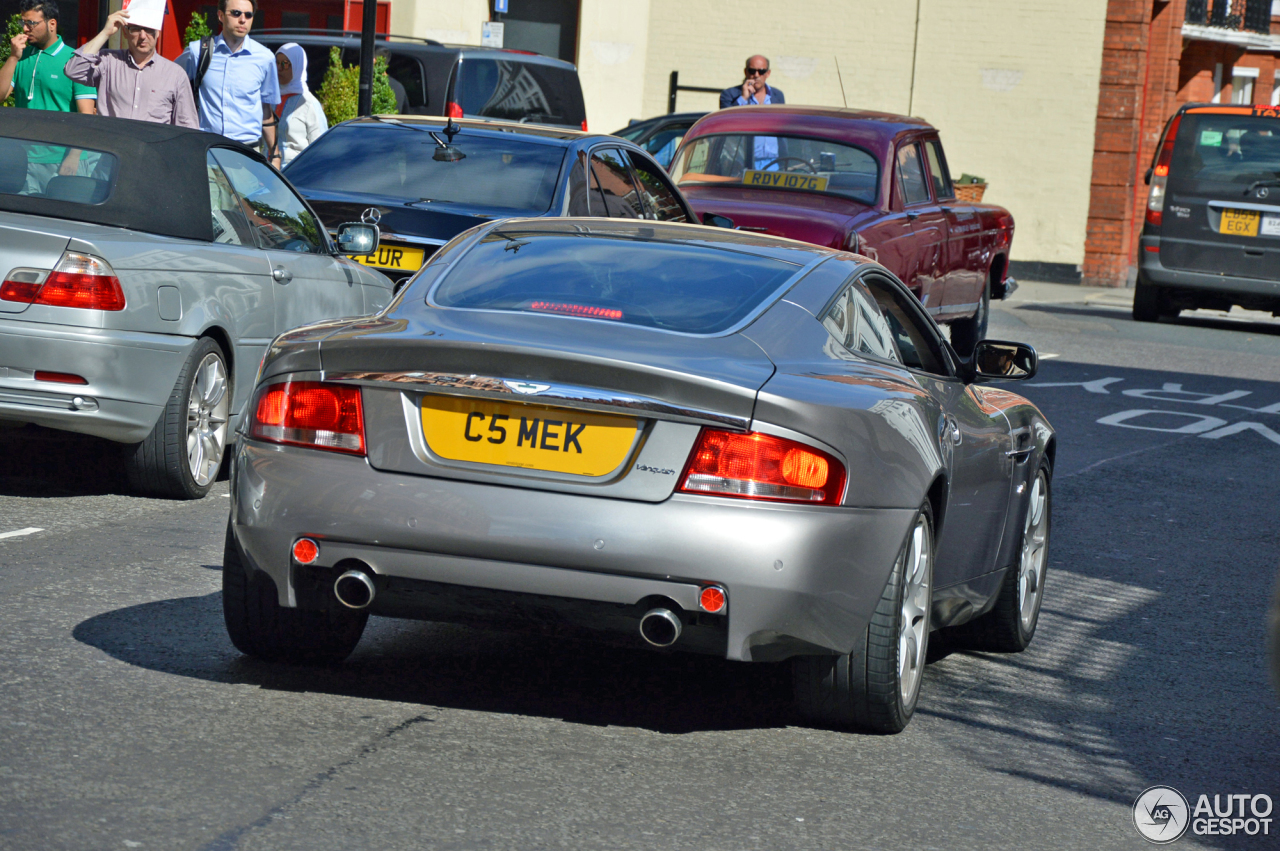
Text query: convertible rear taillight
447 101 464 119
0 253 125 311
1146 114 1182 227
250 381 365 455
678 429 845 504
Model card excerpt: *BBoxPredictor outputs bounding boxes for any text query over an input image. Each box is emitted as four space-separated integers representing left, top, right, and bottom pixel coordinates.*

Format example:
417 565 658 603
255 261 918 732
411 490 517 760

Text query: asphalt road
1 283 1278 851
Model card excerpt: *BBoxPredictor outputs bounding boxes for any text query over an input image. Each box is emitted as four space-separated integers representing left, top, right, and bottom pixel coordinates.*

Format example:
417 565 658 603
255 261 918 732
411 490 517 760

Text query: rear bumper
0 319 192 442
1139 236 1280 300
230 441 917 662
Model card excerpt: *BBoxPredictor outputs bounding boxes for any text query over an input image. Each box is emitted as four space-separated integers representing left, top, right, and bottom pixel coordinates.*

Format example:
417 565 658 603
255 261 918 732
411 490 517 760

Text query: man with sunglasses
177 0 279 161
66 9 197 128
719 55 785 109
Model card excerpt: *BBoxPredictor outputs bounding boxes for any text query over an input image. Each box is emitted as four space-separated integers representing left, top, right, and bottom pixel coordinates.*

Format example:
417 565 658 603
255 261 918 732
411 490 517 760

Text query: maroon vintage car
669 106 1016 354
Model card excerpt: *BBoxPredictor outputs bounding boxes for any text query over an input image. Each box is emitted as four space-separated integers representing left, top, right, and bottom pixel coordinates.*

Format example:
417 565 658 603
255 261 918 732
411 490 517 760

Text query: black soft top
0 110 264 242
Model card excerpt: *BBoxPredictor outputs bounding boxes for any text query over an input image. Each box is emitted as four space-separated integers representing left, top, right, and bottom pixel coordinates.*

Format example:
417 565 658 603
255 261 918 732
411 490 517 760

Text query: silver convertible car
225 219 1055 733
0 111 391 498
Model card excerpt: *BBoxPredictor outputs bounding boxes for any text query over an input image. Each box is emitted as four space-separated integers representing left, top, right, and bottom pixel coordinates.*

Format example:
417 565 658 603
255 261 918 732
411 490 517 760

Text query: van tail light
447 101 464 119
0 253 125 310
678 429 845 504
1147 114 1182 227
581 119 588 132
250 380 365 455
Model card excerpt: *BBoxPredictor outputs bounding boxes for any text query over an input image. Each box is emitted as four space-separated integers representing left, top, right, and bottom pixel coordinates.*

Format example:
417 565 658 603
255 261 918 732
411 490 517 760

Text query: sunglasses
225 9 254 19
125 24 155 34
745 67 769 76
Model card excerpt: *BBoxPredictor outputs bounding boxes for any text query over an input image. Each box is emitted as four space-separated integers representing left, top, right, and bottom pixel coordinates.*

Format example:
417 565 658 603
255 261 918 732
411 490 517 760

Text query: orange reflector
292 538 319 564
1145 245 1159 252
699 585 726 613
34 370 88 385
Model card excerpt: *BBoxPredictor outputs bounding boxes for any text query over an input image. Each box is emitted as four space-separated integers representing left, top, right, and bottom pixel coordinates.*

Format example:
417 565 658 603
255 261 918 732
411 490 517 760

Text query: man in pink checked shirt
65 8 197 128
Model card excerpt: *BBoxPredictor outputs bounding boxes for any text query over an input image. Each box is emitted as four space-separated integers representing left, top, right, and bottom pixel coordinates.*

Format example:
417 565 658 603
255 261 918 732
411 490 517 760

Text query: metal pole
357 0 377 116
668 70 678 114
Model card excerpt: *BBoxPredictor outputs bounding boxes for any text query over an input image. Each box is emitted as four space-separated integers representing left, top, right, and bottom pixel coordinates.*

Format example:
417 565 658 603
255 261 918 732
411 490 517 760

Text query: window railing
1185 0 1272 34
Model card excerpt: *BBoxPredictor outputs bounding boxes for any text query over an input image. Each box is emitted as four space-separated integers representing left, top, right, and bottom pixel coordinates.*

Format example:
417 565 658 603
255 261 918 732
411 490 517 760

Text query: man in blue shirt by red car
719 55 785 109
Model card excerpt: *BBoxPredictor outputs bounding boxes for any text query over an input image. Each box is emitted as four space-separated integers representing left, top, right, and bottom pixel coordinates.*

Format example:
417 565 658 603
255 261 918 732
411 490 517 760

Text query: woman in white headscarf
272 43 328 168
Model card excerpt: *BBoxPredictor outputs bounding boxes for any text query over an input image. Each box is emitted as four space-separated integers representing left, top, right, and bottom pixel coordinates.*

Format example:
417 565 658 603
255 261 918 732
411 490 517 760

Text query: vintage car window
822 283 900 363
452 58 586 127
589 149 645 218
896 143 931 206
861 273 948 375
923 139 954 200
0 136 119 204
625 151 689 222
211 148 325 254
206 152 255 246
432 231 802 334
285 124 566 214
671 134 880 205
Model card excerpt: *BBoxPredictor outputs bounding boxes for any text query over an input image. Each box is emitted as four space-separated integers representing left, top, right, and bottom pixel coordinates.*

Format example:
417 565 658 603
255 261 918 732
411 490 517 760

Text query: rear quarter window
0 136 119 204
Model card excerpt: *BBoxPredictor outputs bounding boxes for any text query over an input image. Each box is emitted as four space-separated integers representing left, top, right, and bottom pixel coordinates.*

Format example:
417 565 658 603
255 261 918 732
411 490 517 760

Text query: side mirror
969 340 1038 382
335 222 380 256
702 212 736 229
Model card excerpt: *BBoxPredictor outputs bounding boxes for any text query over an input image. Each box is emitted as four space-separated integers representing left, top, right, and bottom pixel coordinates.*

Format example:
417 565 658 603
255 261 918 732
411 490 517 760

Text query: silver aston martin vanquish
225 218 1055 733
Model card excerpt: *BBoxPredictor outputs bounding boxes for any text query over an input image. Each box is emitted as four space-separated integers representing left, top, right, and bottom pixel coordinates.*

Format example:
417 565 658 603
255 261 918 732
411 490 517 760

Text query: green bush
316 46 397 126
1 12 21 106
183 12 212 47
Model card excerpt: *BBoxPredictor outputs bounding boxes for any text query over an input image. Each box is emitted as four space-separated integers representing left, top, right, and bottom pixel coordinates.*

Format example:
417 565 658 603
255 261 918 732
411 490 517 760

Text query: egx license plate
352 243 425 272
420 396 640 477
1219 208 1260 237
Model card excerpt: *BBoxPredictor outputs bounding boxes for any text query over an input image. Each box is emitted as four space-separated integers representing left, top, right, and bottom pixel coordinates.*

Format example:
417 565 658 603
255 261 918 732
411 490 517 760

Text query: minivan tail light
447 101 464 118
678 429 845 504
1147 114 1182 227
250 380 365 455
0 253 125 310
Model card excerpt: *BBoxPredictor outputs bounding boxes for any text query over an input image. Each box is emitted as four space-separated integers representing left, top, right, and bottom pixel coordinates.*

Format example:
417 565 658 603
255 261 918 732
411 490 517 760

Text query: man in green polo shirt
0 0 98 194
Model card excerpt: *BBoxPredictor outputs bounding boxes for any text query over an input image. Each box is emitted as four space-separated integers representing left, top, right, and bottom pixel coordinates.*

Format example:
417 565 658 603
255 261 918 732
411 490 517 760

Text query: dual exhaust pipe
334 569 375 610
639 607 682 647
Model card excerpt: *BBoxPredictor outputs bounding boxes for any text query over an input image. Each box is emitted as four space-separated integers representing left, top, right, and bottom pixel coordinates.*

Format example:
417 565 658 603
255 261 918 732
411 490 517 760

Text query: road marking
0 527 43 540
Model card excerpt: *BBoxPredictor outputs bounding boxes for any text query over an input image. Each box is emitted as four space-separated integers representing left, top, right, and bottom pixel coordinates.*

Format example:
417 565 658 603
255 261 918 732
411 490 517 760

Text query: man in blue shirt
178 0 279 163
719 55 785 109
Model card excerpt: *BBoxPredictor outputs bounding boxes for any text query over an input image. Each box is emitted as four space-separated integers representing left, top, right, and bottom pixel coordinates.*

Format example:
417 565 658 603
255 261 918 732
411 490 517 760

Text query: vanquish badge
504 381 551 395
1133 786 1191 844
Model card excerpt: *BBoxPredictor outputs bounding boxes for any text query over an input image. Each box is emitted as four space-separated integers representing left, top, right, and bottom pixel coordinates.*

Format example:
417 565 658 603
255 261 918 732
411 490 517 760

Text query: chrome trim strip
1207 200 1280 214
323 370 750 430
327 230 448 248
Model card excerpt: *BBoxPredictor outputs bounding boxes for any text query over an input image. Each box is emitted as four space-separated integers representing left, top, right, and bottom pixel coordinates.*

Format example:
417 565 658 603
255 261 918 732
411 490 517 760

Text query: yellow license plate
351 243 425 271
1219 209 1260 237
420 396 640 477
743 170 829 192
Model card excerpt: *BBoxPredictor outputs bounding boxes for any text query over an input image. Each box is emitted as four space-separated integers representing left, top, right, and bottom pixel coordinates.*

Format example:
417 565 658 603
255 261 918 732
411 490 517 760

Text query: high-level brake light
0 253 125 310
250 381 365 455
678 429 845 504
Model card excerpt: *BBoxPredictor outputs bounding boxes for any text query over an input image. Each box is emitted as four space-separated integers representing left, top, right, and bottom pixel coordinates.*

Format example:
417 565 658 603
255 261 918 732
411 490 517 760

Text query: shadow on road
1016 301 1280 336
0 424 131 497
72 592 795 735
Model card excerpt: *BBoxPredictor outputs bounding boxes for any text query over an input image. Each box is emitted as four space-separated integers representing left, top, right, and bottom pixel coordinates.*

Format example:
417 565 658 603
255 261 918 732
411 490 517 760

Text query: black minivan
253 29 588 130
1138 103 1280 322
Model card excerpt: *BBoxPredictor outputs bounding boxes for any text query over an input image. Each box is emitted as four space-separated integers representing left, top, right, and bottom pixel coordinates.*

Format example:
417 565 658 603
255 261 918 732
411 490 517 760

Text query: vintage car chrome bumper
0 318 193 442
231 440 917 663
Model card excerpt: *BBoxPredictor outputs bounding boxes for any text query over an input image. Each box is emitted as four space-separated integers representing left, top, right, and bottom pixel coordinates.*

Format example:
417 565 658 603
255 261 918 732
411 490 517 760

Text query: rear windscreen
0 136 119 204
283 123 567 213
454 58 585 128
1170 113 1280 187
432 232 802 334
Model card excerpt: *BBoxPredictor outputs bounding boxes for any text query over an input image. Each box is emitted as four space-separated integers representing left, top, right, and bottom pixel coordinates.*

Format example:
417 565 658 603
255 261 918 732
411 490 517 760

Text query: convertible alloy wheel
1018 469 1050 631
897 513 933 707
186 352 230 487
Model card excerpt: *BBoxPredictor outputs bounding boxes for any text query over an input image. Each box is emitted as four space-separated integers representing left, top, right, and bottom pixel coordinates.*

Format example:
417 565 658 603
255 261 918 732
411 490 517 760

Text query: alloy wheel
186 352 229 487
1018 471 1050 629
899 514 932 705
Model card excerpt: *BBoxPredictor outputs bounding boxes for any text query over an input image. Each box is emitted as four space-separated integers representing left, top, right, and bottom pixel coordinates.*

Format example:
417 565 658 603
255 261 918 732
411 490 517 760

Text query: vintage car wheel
950 460 1052 652
125 337 230 499
793 503 934 734
222 523 367 664
948 282 989 358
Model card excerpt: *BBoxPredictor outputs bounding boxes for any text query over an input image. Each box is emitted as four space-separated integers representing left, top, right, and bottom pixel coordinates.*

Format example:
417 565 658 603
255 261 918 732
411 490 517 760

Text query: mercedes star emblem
1258 188 1270 199
360 207 382 225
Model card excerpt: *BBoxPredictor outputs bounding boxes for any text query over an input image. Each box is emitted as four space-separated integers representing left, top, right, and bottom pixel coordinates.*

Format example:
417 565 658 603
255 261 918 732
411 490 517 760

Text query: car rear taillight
1147 114 1182 227
0 253 125 310
447 101 464 119
250 380 365 455
581 119 588 132
678 429 845 504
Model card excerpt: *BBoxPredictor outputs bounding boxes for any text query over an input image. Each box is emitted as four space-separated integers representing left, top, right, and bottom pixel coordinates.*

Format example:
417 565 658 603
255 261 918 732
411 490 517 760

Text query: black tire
1132 279 1166 323
793 503 934 734
947 459 1052 653
124 337 230 499
949 281 989 359
222 523 367 664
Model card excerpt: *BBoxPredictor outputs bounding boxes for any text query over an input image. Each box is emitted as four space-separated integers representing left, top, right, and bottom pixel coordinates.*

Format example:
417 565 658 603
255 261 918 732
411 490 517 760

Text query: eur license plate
420 396 640 477
1219 209 1260 237
351 243 425 272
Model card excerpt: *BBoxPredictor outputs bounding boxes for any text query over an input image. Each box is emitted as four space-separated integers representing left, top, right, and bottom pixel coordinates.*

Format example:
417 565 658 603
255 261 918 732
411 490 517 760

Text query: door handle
905 211 920 221
272 265 293 284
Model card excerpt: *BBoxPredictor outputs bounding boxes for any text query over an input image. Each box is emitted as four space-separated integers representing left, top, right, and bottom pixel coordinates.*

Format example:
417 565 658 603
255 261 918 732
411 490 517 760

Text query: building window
1231 65 1259 104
